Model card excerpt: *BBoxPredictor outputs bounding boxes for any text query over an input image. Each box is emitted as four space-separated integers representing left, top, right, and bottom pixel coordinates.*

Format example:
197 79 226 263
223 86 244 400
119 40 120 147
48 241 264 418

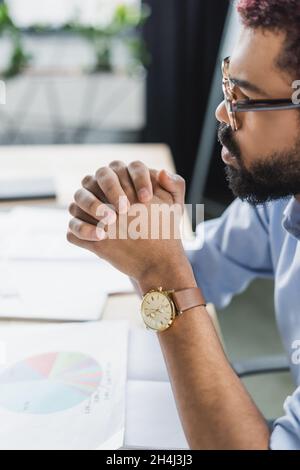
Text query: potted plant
0 2 30 78
0 2 151 144
0 2 151 78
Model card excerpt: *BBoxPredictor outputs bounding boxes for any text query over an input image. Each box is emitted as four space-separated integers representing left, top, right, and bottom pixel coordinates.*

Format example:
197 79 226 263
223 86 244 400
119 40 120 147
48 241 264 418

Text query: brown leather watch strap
171 288 206 314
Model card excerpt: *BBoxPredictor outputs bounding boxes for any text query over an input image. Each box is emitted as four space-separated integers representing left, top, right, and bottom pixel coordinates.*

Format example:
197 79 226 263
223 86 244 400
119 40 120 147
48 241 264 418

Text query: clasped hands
67 160 194 292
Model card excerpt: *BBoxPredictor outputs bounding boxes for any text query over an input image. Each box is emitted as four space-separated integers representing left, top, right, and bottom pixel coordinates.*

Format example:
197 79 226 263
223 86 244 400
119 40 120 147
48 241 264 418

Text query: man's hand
73 160 185 212
67 161 196 292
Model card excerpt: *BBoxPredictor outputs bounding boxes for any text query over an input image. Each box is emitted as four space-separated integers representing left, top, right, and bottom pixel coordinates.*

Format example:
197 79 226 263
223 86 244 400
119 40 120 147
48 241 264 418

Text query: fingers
109 160 155 203
68 218 107 242
81 175 107 202
74 188 116 223
127 161 154 203
82 163 159 212
68 202 98 226
95 167 130 214
158 170 186 206
67 231 94 251
73 164 180 237
109 161 136 204
149 169 160 192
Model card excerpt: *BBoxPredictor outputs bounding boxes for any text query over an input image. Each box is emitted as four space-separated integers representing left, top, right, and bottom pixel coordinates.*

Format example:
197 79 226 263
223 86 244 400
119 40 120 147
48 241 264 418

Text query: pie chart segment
27 352 57 378
0 352 102 414
0 361 44 385
49 352 90 378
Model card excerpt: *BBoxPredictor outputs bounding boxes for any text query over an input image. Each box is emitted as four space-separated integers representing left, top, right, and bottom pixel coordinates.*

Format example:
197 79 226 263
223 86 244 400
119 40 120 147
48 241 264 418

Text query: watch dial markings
142 292 174 330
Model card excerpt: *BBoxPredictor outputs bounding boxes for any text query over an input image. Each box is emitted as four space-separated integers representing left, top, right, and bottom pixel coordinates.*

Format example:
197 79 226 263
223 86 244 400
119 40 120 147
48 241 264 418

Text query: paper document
0 260 108 321
124 328 189 450
0 321 128 450
124 381 189 450
0 207 133 320
0 207 133 294
0 261 107 321
127 328 170 382
1 207 94 261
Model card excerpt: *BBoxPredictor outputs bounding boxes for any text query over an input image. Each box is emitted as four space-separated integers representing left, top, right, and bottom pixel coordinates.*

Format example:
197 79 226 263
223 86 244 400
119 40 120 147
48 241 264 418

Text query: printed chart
0 352 102 414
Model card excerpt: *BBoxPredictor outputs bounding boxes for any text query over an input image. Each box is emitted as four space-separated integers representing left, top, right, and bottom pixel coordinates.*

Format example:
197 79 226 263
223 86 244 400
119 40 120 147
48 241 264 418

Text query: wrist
137 256 197 295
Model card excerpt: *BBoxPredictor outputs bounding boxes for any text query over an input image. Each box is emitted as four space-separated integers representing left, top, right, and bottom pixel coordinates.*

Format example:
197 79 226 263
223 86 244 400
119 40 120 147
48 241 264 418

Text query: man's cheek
238 131 265 167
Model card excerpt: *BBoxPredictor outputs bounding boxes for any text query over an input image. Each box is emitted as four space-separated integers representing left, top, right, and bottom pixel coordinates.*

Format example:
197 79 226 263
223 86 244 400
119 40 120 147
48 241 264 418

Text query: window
7 0 141 28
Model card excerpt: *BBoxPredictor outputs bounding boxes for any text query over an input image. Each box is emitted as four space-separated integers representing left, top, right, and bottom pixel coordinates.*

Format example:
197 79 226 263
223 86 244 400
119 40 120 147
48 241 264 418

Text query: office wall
142 0 228 186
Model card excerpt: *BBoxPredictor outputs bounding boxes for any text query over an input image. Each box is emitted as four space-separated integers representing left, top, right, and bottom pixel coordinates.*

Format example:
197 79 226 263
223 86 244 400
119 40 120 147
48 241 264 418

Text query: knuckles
101 182 117 195
68 202 77 216
74 189 98 214
95 167 110 180
81 175 94 188
69 218 86 238
74 188 84 203
66 231 73 244
177 175 186 189
128 160 144 171
109 160 126 170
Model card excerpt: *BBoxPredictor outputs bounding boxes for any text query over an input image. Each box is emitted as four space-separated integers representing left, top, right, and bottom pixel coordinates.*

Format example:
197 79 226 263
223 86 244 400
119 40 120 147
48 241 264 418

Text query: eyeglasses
222 56 300 131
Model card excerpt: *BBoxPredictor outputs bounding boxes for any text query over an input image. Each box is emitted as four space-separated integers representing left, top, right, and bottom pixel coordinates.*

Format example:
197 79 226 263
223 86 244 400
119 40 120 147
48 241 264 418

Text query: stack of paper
0 207 133 321
0 321 129 450
0 322 188 450
124 328 189 450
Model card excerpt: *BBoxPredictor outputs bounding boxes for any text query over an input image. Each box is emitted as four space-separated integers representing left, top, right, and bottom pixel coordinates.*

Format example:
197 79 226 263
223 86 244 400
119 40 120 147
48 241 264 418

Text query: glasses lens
222 58 238 131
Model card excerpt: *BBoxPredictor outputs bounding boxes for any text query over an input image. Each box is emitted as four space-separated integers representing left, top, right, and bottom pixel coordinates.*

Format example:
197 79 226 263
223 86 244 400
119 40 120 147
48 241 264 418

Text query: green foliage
111 3 150 32
0 2 13 31
4 41 30 78
0 2 30 78
68 3 151 73
0 2 151 78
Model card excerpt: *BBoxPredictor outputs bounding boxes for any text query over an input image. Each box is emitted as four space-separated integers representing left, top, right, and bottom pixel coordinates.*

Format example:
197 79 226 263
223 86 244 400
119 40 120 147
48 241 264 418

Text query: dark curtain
142 0 229 186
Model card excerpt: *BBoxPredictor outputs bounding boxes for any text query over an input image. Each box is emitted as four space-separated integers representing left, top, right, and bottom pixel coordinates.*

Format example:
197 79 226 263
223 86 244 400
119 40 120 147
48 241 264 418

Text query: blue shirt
186 197 300 450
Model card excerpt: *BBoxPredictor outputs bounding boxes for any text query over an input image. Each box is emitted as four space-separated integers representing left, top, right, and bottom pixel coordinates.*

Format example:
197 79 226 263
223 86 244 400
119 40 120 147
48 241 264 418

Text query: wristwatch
141 287 206 332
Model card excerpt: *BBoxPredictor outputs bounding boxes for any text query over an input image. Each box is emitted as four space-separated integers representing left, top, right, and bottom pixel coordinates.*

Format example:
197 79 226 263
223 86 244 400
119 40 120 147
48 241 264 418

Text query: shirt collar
282 197 300 241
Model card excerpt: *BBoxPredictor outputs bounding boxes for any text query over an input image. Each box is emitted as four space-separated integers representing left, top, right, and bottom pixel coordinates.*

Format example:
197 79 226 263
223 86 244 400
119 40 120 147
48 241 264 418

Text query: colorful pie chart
0 352 102 414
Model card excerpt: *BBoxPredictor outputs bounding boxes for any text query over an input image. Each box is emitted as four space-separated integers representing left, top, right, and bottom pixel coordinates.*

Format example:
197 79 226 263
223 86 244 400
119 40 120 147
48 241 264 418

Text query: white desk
0 144 221 336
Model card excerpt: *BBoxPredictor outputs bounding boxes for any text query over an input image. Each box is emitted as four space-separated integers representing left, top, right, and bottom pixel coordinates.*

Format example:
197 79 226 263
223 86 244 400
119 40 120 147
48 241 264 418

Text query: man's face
216 27 300 205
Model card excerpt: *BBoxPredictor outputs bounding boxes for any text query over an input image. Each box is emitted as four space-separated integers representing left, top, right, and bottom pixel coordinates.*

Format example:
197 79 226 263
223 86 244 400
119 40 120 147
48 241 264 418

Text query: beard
218 123 300 205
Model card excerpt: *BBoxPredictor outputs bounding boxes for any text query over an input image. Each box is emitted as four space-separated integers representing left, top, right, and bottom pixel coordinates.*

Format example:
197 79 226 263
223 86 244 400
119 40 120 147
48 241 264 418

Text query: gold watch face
141 291 176 332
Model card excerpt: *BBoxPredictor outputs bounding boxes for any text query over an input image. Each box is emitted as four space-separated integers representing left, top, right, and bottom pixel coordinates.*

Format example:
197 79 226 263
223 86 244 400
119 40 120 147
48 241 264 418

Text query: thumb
158 169 186 206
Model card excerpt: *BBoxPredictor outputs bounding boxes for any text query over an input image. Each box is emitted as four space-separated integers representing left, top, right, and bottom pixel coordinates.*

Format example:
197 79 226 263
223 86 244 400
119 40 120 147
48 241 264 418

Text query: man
67 0 300 449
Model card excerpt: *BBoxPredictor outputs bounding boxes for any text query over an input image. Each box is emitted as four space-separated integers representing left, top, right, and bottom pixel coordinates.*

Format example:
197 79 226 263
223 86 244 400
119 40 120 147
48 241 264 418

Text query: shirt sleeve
185 198 274 309
270 387 300 450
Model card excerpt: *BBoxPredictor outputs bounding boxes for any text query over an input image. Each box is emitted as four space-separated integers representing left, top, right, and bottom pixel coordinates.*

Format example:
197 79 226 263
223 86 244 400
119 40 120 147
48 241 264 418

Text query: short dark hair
237 0 300 80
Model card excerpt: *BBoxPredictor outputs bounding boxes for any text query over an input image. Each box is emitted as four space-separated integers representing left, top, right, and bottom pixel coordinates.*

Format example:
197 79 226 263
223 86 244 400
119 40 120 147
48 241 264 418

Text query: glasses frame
222 56 300 131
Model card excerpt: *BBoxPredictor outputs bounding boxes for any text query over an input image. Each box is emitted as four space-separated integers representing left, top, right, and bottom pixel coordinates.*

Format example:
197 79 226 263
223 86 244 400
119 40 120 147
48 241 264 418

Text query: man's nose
215 100 230 125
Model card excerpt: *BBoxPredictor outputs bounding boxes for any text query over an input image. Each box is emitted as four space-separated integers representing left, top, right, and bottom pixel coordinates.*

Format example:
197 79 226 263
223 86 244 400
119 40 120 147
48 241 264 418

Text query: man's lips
221 146 238 166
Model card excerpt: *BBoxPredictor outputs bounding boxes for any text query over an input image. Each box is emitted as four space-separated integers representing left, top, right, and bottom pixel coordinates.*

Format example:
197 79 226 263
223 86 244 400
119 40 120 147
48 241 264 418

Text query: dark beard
218 123 300 205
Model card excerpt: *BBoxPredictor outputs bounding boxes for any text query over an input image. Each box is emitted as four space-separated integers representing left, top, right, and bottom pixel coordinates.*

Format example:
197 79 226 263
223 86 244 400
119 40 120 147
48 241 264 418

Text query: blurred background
0 0 295 421
0 0 231 210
